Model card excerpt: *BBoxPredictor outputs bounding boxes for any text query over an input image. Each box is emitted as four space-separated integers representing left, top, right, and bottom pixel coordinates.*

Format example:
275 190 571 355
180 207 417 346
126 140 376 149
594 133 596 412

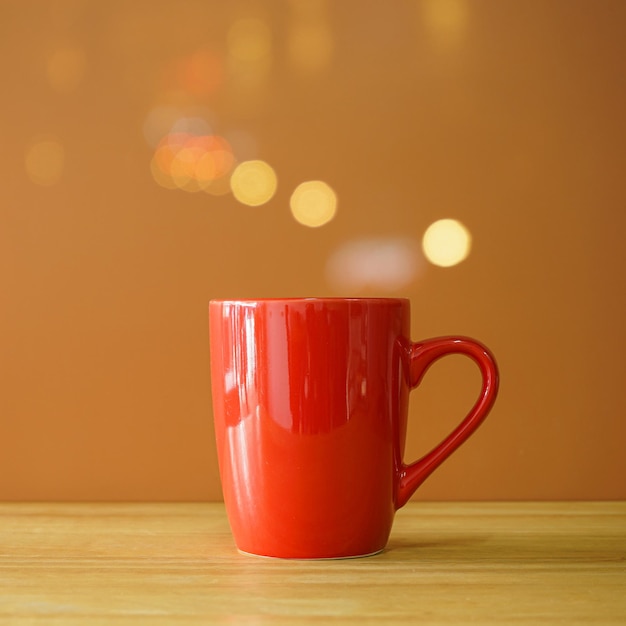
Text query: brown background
1 0 625 501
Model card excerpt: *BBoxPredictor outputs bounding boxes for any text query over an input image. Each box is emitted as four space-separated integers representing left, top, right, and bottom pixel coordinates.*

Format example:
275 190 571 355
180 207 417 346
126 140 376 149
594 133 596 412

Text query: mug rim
210 297 410 305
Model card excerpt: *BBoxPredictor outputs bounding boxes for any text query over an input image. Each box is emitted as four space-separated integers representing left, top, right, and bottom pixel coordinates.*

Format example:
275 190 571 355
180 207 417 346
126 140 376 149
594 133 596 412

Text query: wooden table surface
0 502 624 624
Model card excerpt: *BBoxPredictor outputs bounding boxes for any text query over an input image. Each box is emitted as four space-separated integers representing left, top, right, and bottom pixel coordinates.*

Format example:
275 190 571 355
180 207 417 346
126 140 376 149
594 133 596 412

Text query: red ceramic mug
209 298 498 559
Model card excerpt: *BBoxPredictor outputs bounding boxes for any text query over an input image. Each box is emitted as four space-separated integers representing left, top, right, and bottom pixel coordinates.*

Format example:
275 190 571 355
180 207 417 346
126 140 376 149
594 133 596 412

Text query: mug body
209 298 410 558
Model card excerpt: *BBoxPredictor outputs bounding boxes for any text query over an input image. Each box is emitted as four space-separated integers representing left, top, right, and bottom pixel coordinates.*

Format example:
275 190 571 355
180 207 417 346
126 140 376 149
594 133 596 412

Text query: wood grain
0 502 624 624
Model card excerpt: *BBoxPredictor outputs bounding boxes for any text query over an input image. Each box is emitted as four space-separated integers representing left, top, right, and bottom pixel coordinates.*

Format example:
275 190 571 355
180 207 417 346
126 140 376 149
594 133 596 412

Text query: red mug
209 298 499 558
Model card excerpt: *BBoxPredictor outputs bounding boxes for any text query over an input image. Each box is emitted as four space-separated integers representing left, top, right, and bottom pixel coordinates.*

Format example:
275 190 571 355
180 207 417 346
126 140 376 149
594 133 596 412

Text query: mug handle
395 336 499 509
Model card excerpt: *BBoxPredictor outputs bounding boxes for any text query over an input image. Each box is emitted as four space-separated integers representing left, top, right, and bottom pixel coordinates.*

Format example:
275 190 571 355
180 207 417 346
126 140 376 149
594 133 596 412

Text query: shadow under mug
209 298 499 559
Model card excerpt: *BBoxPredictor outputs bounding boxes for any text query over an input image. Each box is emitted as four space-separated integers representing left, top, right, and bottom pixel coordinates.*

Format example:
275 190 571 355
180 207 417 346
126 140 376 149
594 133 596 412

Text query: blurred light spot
422 219 471 267
290 180 337 227
227 17 272 89
326 237 422 292
170 116 212 137
179 48 223 96
142 105 214 149
25 138 65 186
421 0 468 43
169 145 203 192
287 0 333 72
288 23 333 72
150 132 235 193
46 44 86 93
228 17 272 62
149 154 177 190
230 160 277 206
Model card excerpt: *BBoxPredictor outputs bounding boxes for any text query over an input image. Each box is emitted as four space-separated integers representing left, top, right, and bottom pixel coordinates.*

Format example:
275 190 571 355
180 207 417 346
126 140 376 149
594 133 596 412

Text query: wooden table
1 502 624 624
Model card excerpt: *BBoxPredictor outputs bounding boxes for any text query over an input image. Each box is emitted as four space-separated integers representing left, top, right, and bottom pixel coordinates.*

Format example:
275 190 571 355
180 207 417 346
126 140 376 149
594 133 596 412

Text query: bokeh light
421 0 468 44
143 105 214 149
287 0 333 72
228 17 272 63
25 138 65 186
422 219 472 267
290 180 337 227
288 22 333 72
326 237 422 292
169 115 213 137
227 17 272 88
172 48 223 96
150 132 235 193
46 44 87 93
230 160 277 206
